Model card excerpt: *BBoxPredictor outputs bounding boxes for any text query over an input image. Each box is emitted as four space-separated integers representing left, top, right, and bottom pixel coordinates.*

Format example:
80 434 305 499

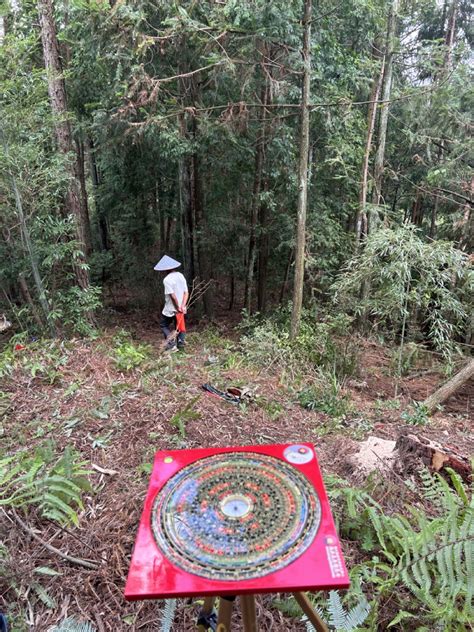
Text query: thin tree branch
8 510 100 570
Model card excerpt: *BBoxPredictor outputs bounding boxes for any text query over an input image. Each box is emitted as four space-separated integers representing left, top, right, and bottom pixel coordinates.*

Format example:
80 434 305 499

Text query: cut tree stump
395 433 471 482
422 358 474 413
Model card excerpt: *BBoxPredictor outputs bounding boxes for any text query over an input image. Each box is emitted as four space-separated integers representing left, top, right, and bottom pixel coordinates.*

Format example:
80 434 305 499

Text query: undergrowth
110 330 151 371
323 468 474 630
239 307 359 379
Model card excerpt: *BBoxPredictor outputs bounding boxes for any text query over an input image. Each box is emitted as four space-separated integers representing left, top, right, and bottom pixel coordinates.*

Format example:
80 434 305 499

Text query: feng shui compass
125 444 349 631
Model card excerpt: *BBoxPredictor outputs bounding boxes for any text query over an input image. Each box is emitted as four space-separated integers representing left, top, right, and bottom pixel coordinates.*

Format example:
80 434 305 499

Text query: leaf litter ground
1 315 472 631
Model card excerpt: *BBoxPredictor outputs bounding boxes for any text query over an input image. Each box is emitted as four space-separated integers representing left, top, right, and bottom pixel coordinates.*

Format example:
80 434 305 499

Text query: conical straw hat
154 255 181 271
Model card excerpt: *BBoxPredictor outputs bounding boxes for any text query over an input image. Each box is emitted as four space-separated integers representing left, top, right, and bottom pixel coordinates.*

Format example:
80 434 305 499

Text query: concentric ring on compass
151 452 321 581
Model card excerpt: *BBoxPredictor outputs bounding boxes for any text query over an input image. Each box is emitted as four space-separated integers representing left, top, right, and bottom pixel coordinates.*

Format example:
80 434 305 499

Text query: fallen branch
422 358 474 413
8 510 100 570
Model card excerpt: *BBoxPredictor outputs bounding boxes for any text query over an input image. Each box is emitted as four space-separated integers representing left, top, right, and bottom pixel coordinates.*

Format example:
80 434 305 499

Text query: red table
125 443 349 631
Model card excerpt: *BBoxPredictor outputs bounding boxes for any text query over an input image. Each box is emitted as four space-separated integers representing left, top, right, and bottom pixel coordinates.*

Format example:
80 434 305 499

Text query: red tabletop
125 443 349 599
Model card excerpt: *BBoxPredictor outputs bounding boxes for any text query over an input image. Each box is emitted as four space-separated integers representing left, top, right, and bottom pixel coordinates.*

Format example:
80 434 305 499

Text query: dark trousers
160 314 185 348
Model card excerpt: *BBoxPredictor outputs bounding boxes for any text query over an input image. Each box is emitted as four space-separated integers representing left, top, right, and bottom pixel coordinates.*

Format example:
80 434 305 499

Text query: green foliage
0 26 101 337
0 338 71 384
390 342 421 377
240 307 359 379
0 445 92 525
298 373 352 418
111 332 151 372
333 225 472 364
169 396 201 439
159 598 177 632
303 591 370 632
276 590 370 632
327 468 474 630
401 402 430 426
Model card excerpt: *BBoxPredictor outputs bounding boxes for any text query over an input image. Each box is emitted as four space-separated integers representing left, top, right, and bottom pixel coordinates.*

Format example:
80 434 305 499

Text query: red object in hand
14 344 25 351
176 312 186 333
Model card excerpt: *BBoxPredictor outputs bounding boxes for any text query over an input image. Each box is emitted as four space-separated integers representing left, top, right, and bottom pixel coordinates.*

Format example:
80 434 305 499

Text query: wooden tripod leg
240 595 258 632
216 596 235 631
202 597 215 613
292 593 329 632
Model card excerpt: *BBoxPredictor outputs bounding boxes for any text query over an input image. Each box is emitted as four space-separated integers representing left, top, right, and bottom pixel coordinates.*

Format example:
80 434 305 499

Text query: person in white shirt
154 255 189 352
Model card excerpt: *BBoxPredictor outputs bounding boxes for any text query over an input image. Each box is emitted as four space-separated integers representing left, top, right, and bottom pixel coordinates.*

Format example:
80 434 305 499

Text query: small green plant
275 591 370 632
136 462 153 476
254 396 284 420
169 396 201 439
63 417 82 437
390 341 421 376
89 431 113 449
158 598 177 632
112 339 151 372
401 402 430 426
374 398 401 411
0 390 11 418
0 347 15 378
298 374 352 418
303 591 370 631
0 445 92 525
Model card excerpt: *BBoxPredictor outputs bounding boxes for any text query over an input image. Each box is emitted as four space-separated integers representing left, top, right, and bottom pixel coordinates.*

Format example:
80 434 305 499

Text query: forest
0 0 473 630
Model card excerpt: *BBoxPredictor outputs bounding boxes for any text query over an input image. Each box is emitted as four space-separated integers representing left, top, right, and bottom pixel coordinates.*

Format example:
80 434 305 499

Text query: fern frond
327 591 346 629
51 617 96 632
324 591 370 631
344 597 371 630
0 449 92 525
159 598 177 632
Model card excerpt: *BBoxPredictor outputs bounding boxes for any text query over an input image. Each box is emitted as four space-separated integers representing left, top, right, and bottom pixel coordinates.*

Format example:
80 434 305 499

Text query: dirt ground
1 312 472 631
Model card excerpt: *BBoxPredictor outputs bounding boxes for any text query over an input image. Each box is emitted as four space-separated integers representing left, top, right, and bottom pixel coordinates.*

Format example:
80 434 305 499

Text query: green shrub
298 378 352 418
240 306 359 379
333 225 472 366
111 333 151 372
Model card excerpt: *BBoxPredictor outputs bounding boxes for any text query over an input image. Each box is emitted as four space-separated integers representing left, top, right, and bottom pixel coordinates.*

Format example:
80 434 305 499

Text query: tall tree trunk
1 127 54 333
228 275 235 311
410 191 423 226
369 0 399 231
280 248 294 304
157 180 165 253
18 274 45 330
178 119 196 281
257 179 269 313
37 0 91 291
443 0 458 72
290 0 312 339
191 117 213 317
89 137 109 251
245 78 268 314
430 195 439 238
75 138 92 255
355 47 385 244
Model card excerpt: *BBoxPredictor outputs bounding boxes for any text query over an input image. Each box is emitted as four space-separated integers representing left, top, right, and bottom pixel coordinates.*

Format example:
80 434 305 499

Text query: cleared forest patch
0 321 472 631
